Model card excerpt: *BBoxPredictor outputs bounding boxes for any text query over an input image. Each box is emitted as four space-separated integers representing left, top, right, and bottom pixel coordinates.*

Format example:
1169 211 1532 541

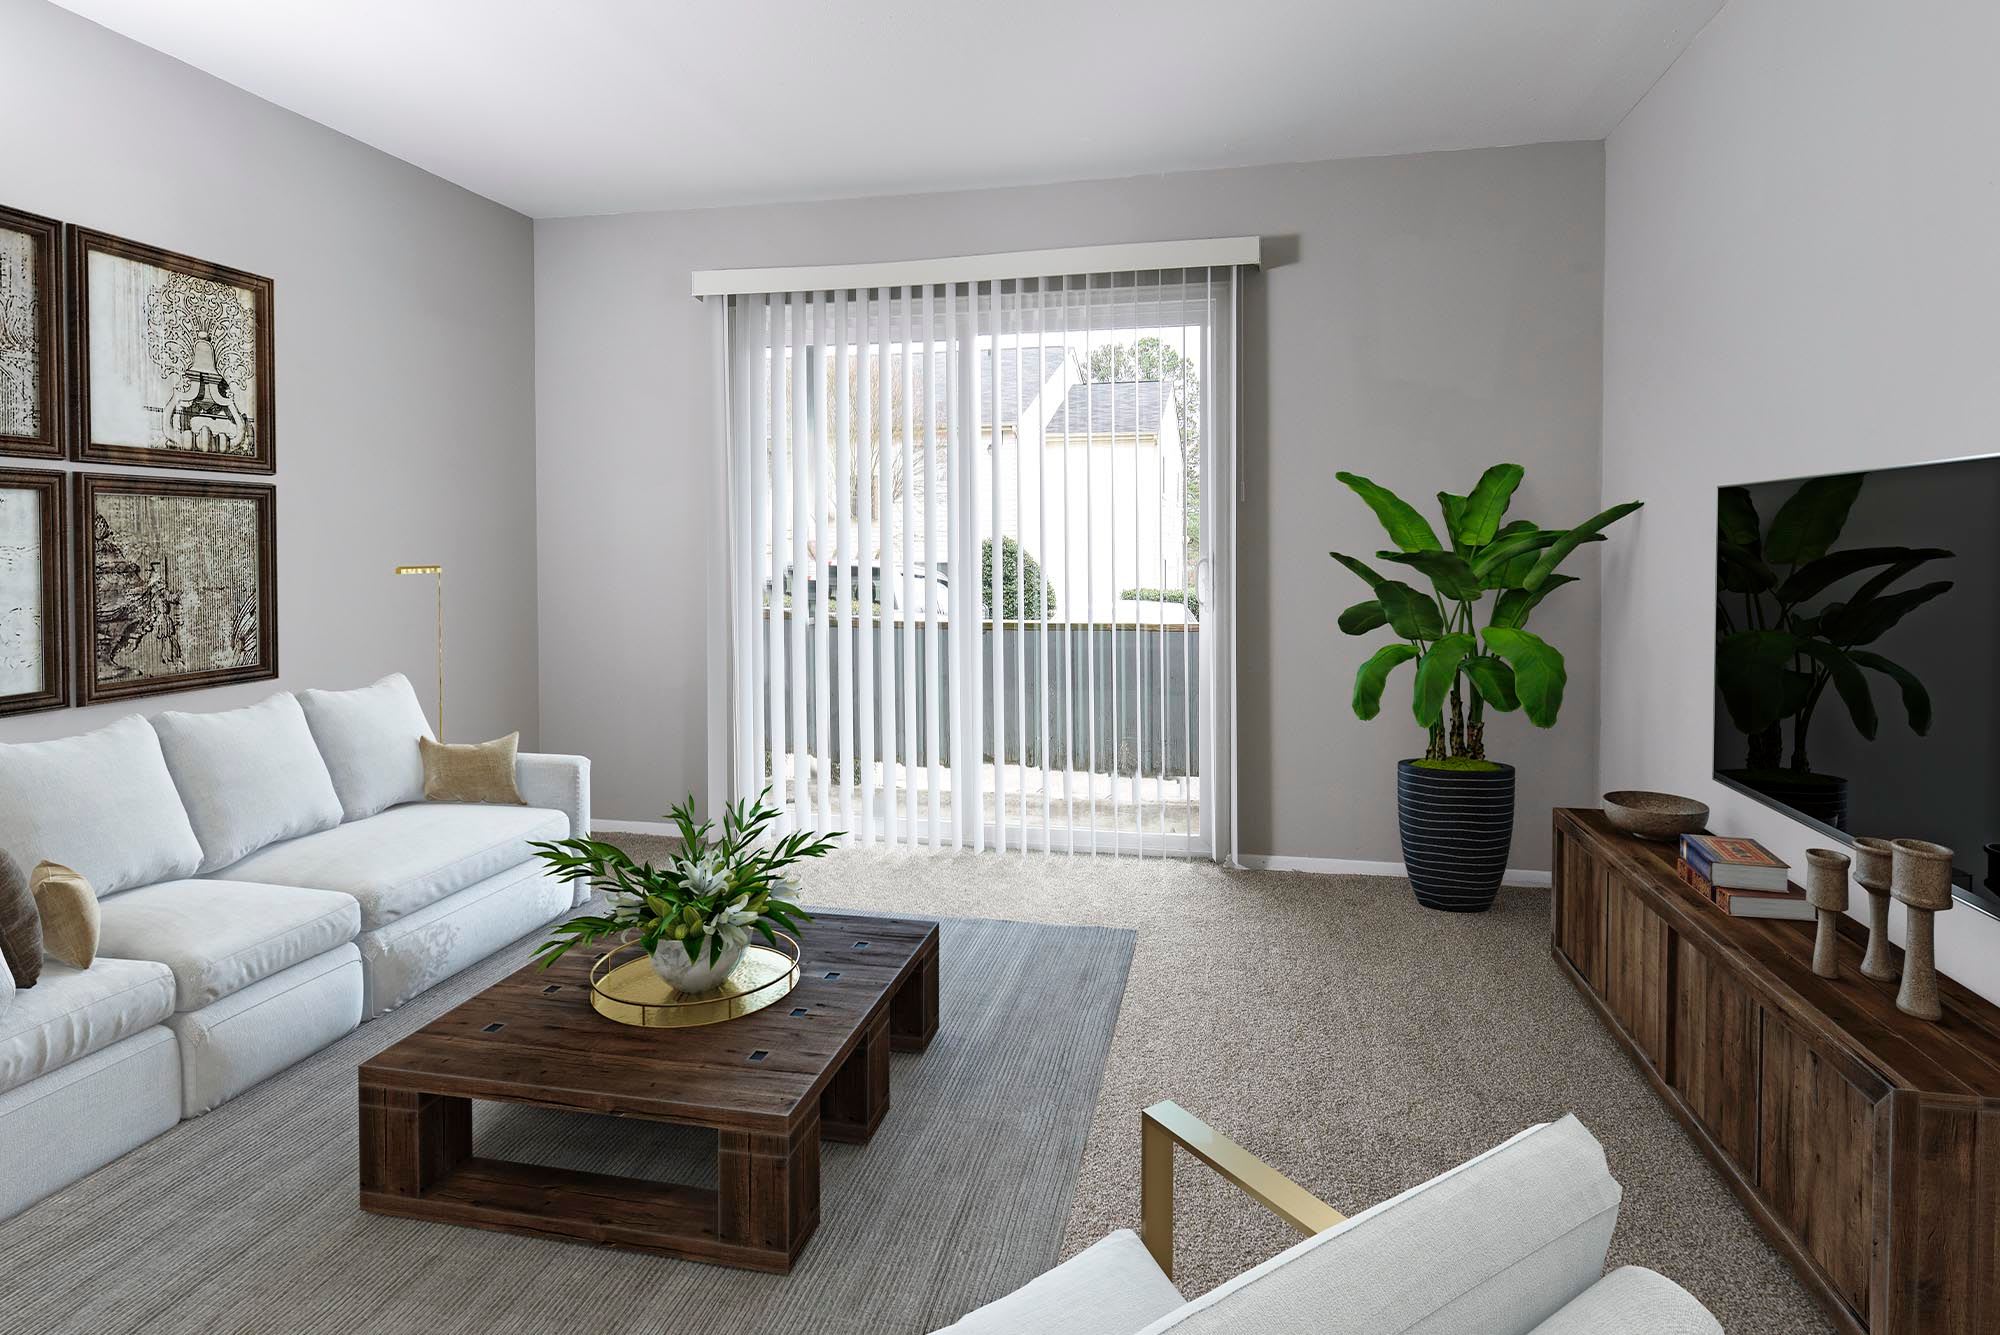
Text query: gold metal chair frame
1140 1101 1347 1280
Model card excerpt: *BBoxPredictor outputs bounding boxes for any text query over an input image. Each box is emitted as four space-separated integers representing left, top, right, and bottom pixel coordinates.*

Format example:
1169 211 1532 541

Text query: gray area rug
1 911 1135 1335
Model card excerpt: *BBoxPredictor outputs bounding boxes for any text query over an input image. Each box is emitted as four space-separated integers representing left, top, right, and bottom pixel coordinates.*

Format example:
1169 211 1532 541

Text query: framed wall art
69 227 274 474
75 473 276 705
0 467 67 717
0 205 63 460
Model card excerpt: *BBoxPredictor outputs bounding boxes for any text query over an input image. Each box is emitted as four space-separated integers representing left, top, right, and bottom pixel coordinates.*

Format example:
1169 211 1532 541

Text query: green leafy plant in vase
1331 464 1641 910
531 789 835 994
1714 474 1952 829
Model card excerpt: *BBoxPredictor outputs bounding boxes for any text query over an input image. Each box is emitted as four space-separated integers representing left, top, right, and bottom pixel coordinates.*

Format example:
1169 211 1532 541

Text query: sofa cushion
167 944 362 1117
1135 1116 1621 1335
0 716 203 896
95 879 361 1012
153 693 346 873
934 1230 1184 1335
356 861 570 1016
1528 1267 1721 1334
214 802 567 931
297 674 434 821
0 956 175 1095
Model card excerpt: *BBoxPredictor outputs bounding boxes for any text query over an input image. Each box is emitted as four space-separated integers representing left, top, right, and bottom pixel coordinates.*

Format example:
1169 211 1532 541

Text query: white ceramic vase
650 938 748 994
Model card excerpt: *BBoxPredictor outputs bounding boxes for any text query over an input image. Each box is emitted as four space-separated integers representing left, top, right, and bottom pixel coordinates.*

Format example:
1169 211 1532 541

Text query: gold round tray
588 934 801 1029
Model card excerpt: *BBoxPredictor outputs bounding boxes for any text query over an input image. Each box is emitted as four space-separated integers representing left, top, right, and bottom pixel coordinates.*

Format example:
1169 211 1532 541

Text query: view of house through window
724 271 1231 854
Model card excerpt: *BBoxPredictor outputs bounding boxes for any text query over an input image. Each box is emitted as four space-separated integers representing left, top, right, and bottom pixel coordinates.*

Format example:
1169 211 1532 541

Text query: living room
1 2 1994 1332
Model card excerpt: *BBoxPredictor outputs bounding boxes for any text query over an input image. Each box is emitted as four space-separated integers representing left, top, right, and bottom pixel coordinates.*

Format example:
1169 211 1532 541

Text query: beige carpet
609 836 1835 1335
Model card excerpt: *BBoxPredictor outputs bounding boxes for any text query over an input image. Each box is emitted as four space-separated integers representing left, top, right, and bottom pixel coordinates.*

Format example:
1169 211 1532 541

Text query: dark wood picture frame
0 467 68 717
68 227 275 474
74 473 277 706
0 205 65 461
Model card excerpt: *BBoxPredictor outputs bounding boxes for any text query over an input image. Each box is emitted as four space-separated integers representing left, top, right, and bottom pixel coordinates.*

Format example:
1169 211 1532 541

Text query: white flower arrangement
531 789 835 969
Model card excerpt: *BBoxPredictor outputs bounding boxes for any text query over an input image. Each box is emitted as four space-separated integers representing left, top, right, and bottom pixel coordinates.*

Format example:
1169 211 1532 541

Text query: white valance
690 236 1261 298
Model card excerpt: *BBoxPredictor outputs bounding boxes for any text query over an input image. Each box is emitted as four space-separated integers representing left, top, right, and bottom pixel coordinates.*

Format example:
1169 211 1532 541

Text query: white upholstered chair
933 1105 1722 1335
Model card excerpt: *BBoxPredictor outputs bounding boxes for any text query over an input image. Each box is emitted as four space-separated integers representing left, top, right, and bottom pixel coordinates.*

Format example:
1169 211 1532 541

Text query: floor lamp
394 564 445 740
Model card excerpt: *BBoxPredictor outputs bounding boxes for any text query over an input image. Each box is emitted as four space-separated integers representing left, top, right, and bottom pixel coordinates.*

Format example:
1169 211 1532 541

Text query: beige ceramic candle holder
1851 836 1899 982
1804 849 1850 979
1890 838 1954 1022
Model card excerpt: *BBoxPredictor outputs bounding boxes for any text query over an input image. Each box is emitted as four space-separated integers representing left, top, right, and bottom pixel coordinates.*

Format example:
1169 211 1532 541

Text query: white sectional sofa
0 675 589 1219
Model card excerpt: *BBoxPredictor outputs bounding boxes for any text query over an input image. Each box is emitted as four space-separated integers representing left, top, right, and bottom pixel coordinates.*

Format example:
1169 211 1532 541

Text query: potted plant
1331 466 1641 911
529 789 833 993
1714 474 1952 828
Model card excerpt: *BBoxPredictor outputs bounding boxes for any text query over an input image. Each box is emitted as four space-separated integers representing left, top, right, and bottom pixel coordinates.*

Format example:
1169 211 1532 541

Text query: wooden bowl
1602 790 1710 842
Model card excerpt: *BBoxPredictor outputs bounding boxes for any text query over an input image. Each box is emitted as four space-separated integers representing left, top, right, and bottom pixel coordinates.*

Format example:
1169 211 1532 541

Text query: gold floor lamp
394 564 445 740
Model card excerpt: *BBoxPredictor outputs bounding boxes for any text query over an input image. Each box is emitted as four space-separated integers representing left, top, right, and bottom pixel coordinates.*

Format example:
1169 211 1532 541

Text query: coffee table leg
821 1010 891 1142
718 1113 821 1268
359 1082 470 1198
890 947 939 1052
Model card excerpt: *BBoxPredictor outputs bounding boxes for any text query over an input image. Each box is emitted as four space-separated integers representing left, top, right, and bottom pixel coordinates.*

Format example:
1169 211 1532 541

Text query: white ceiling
50 0 1724 219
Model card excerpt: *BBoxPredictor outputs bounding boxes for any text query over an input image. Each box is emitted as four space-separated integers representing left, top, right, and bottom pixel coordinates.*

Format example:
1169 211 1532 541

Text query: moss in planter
1411 757 1507 773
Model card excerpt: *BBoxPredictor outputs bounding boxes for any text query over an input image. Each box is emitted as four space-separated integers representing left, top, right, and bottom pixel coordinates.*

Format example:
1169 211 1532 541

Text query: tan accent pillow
420 732 525 806
32 861 99 970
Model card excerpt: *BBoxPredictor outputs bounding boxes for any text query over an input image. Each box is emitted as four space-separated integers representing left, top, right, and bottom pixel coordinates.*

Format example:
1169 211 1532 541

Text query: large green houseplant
1331 464 1641 910
1714 474 1953 828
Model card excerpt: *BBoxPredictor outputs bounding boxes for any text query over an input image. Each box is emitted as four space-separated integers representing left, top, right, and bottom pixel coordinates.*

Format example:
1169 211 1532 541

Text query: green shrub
1121 587 1201 618
981 537 1056 620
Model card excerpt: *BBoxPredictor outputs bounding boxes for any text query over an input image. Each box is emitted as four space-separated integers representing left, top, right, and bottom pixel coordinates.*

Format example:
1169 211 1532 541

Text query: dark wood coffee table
358 912 940 1272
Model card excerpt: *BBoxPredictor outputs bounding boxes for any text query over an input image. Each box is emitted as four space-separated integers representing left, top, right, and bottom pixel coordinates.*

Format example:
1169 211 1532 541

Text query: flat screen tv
1713 455 2000 916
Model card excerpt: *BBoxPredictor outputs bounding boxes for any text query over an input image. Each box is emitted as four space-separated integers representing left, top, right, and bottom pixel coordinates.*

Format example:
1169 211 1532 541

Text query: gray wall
1603 0 2000 1001
0 0 539 747
535 142 1608 866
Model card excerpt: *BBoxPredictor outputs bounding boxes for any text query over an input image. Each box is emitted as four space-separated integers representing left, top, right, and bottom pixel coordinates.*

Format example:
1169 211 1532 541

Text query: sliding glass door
716 268 1236 858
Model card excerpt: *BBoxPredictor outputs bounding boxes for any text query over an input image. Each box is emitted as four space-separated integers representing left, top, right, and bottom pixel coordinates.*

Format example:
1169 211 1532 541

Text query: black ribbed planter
1396 759 1517 912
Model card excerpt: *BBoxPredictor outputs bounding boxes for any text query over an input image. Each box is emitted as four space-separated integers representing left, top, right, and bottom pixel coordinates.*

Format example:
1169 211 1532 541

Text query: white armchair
934 1105 1721 1335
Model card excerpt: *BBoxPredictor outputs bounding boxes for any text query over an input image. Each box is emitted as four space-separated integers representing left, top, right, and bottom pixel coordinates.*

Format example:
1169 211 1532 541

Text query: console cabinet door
1554 832 1606 993
1672 937 1760 1171
1602 875 1669 1071
1760 1009 1887 1323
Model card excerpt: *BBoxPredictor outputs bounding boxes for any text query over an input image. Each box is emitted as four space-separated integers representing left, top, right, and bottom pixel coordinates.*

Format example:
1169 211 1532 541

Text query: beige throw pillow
32 861 100 969
420 733 525 806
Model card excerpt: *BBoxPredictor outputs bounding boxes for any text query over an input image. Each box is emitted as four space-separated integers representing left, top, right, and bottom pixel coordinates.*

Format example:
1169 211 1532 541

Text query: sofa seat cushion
0 956 175 1095
214 802 567 931
934 1230 1184 1335
95 880 362 1012
152 693 346 872
0 715 204 896
1528 1267 1720 1334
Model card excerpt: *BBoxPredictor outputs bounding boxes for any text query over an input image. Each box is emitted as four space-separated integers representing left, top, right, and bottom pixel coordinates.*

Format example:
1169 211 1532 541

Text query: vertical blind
710 264 1238 858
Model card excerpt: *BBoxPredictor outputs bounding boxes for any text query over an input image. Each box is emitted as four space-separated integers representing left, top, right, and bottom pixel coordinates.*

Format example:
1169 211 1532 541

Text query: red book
1675 857 1715 901
1676 858 1813 920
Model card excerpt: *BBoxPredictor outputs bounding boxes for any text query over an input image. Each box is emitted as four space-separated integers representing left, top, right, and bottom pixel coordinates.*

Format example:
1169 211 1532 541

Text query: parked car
770 562 950 616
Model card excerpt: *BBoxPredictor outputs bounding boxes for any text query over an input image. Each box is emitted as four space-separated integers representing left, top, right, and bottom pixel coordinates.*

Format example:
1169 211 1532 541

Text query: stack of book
1676 834 1810 919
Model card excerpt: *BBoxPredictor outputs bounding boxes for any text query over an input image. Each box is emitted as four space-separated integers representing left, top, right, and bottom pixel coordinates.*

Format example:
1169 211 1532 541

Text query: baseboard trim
591 819 683 837
1237 853 1551 888
588 826 1551 887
